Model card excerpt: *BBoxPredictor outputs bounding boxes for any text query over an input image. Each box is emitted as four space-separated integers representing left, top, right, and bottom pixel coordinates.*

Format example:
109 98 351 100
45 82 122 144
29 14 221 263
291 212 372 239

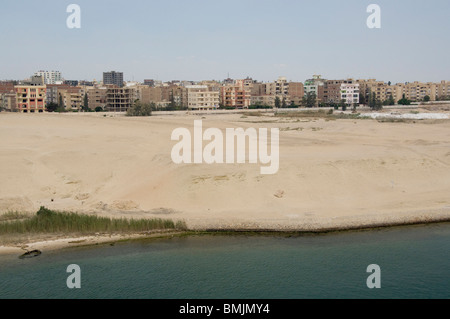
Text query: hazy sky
1 0 449 83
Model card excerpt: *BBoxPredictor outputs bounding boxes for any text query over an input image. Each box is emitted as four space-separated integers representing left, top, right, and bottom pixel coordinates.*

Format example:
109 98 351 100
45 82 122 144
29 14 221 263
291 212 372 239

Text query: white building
340 83 360 105
34 70 63 85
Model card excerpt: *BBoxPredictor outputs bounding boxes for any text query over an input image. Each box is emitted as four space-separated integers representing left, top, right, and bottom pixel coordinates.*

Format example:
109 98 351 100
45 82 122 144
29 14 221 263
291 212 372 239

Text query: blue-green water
0 223 449 299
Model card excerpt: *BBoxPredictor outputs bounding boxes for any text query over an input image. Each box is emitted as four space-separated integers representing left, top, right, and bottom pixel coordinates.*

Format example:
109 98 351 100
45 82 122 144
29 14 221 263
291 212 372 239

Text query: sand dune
1 111 450 231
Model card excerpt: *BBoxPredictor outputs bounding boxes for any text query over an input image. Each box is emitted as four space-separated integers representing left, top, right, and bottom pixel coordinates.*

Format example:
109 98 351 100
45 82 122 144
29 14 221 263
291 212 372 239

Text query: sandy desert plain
1 106 450 253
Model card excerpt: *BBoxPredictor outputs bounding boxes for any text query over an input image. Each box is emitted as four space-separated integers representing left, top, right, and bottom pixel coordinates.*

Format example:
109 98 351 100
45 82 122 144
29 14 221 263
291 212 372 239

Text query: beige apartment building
184 85 219 110
86 87 107 110
436 80 450 100
58 87 82 111
250 95 275 107
265 77 289 96
262 77 304 106
396 81 437 102
357 79 450 103
0 82 16 111
0 93 16 111
356 79 398 103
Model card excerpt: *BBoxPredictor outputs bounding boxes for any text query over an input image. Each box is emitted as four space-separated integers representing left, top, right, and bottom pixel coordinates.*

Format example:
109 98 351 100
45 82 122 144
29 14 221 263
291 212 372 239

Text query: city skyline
1 0 449 83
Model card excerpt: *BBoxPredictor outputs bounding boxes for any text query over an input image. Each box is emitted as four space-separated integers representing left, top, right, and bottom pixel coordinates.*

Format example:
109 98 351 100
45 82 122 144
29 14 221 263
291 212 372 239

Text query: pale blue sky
0 0 449 83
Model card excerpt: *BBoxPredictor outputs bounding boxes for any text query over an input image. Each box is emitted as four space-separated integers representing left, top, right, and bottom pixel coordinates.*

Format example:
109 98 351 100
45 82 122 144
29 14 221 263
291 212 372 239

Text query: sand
1 109 450 252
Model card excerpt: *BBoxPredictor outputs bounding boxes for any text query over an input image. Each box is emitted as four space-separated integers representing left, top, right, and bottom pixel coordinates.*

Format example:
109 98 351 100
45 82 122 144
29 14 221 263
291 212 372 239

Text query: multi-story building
250 95 275 107
64 80 79 87
304 75 325 104
266 77 289 96
340 83 360 105
15 85 47 113
0 93 16 111
139 86 163 104
34 71 62 85
395 82 437 102
357 79 403 103
288 82 305 99
323 79 356 104
250 83 266 97
0 82 16 111
263 77 304 106
105 87 133 112
46 84 72 104
184 85 219 110
86 87 108 110
103 71 124 88
58 87 82 111
220 79 251 109
436 80 450 100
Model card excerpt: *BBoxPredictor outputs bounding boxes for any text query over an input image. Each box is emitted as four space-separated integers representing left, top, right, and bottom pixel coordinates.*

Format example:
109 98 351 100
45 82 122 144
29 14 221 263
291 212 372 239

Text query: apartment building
262 77 304 106
220 79 251 109
322 79 357 103
250 83 266 96
322 81 342 103
46 84 71 104
0 82 16 111
288 82 305 99
266 77 289 96
340 83 360 105
86 87 107 110
0 93 16 111
395 82 437 102
34 70 62 85
436 80 450 100
250 95 275 107
304 75 325 104
105 87 133 112
58 87 82 111
184 85 219 110
15 85 47 113
103 71 124 88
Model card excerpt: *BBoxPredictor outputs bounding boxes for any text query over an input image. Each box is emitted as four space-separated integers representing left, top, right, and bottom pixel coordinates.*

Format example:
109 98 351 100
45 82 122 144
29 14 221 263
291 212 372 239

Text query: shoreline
1 213 449 257
2 111 450 257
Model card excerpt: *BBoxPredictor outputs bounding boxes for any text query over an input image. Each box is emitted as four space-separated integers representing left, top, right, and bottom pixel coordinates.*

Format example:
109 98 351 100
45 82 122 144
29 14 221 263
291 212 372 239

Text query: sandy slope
1 111 450 233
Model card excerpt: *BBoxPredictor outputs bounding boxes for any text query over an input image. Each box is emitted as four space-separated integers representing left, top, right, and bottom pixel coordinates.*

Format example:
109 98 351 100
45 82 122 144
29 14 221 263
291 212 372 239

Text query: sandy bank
1 110 450 248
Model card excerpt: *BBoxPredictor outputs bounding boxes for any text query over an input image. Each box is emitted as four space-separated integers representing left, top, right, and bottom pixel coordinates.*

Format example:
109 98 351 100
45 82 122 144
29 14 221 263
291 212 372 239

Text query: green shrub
126 101 153 116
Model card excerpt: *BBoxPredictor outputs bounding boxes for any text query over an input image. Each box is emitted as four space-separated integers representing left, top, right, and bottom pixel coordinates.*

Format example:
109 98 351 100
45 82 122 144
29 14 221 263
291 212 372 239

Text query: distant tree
126 101 153 116
168 94 176 109
95 106 103 112
388 95 395 105
398 94 411 105
384 94 395 106
274 96 281 108
423 95 430 102
83 93 89 111
305 92 316 108
368 91 376 109
281 97 287 108
58 94 64 108
57 95 67 112
375 99 383 110
388 81 391 86
369 91 382 110
359 92 367 105
340 99 347 111
46 102 58 112
289 100 297 108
